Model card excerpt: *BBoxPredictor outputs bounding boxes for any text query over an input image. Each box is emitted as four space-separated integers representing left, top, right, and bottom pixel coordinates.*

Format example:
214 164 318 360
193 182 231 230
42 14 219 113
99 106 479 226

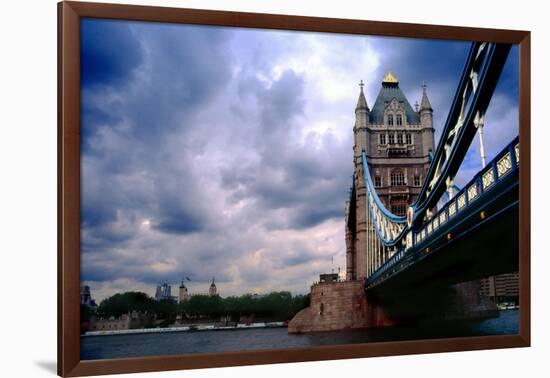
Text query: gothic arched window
387 114 394 126
396 114 403 126
390 170 405 186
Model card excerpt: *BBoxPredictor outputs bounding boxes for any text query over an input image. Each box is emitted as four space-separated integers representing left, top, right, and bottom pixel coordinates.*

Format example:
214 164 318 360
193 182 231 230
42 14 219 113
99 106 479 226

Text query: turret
208 277 217 296
419 83 435 156
354 80 369 158
419 83 433 128
355 80 369 113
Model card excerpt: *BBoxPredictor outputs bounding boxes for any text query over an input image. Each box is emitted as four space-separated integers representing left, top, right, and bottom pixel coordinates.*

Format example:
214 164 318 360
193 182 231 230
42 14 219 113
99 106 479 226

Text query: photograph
7 0 550 378
76 15 521 362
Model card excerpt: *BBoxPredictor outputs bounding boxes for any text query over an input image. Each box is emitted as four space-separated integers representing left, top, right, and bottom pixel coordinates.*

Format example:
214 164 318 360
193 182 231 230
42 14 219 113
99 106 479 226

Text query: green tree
96 291 156 318
96 290 310 323
154 298 178 321
185 295 224 318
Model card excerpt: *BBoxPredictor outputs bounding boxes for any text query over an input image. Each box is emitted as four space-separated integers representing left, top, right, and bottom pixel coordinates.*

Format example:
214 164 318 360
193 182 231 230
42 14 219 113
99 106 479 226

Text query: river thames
81 309 519 360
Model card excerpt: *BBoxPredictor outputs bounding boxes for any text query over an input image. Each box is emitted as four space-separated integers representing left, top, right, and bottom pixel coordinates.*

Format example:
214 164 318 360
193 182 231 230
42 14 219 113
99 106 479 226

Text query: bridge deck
366 137 519 294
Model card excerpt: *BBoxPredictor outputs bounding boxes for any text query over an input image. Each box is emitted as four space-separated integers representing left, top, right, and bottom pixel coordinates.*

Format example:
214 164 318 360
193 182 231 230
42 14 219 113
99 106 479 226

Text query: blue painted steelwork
365 136 519 288
361 152 407 245
410 43 512 226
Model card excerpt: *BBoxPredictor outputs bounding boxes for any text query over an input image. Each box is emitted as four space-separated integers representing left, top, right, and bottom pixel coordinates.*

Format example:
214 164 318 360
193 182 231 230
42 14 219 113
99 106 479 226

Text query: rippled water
81 309 519 360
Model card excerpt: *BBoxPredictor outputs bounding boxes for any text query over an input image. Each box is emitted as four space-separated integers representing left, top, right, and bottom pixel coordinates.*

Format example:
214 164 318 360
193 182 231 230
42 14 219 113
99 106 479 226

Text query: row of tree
85 291 309 323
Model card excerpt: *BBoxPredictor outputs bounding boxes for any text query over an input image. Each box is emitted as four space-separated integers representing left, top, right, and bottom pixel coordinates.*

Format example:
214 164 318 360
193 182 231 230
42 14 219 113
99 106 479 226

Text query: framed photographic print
58 1 531 376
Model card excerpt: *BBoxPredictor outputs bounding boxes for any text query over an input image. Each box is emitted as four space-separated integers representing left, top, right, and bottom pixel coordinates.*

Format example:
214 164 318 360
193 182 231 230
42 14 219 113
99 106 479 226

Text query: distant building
88 311 155 332
155 283 172 301
209 277 217 296
80 285 97 308
159 278 220 301
480 273 519 305
319 273 339 284
179 281 190 303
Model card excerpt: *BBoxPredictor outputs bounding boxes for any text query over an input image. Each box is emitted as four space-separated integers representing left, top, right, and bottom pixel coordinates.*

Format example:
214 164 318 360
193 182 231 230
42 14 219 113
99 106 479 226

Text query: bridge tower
289 73 498 334
346 72 435 281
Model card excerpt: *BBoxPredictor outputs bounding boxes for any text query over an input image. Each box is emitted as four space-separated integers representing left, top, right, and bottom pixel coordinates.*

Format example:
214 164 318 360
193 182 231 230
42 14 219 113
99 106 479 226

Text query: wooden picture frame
58 1 530 376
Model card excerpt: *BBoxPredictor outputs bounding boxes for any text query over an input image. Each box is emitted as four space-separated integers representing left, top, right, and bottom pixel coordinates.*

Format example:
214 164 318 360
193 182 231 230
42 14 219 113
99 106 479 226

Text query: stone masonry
288 280 393 333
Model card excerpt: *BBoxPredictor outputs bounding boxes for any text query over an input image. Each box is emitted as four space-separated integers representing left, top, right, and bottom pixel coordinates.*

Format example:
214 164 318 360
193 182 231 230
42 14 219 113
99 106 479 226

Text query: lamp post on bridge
474 111 487 167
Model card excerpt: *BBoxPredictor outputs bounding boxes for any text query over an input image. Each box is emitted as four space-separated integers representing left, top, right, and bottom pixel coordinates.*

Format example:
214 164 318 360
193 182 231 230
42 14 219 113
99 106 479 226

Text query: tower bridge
289 42 518 333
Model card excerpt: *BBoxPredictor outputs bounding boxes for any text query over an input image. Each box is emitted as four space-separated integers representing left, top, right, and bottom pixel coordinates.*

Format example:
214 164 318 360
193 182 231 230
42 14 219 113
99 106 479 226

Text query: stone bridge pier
288 279 497 334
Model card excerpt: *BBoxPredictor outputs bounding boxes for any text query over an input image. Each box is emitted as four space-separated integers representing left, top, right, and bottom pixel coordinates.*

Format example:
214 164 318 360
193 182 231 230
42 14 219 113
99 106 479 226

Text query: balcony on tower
387 143 414 157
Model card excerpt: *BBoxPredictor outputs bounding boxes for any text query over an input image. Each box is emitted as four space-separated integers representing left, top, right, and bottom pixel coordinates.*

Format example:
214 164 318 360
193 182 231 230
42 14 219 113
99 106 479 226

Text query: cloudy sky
80 18 518 302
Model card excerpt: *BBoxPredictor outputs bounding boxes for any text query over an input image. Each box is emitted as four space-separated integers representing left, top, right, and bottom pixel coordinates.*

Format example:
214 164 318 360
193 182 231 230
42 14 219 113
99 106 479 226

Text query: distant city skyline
80 19 518 303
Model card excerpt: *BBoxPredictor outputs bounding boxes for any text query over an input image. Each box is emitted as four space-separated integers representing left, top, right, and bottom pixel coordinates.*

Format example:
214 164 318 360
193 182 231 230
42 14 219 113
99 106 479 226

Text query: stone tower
178 280 189 303
288 75 496 334
345 72 435 281
208 277 217 296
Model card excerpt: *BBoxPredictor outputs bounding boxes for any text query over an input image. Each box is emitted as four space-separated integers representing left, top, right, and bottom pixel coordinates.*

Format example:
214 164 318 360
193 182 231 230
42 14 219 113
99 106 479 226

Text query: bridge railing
366 136 519 287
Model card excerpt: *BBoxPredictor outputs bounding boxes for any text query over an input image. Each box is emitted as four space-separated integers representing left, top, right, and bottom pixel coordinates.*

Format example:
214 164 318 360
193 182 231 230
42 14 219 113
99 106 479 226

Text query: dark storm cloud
80 19 143 152
258 70 306 131
215 68 351 230
122 23 232 140
81 21 234 250
81 21 232 148
81 19 145 87
81 198 116 229
495 45 519 100
81 214 251 288
243 144 350 230
372 38 470 88
152 178 207 235
288 205 343 230
81 250 233 287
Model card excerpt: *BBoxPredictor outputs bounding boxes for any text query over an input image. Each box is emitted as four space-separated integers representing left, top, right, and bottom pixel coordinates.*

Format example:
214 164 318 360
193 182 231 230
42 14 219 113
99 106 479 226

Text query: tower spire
420 82 433 111
355 80 369 112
